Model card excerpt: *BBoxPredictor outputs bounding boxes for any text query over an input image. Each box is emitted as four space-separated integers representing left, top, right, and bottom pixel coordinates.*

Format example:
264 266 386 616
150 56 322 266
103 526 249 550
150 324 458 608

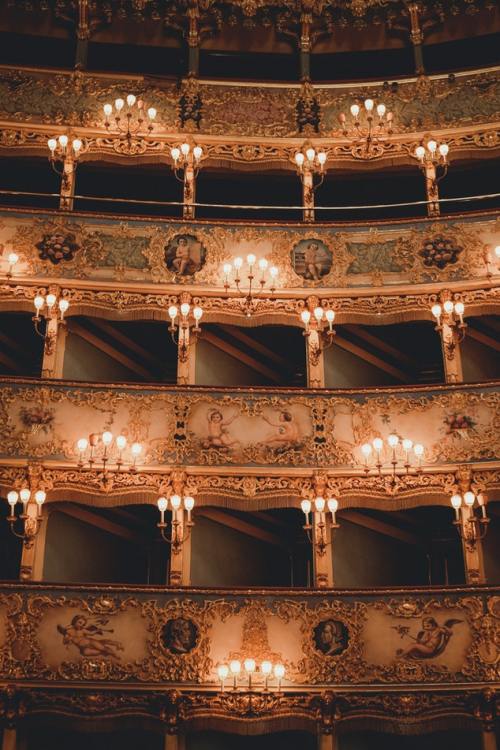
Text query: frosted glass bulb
414 443 424 457
170 494 181 510
72 138 82 153
305 147 315 162
314 306 324 321
157 497 168 512
126 94 136 107
58 299 69 315
58 134 68 148
373 437 383 452
274 664 285 679
301 499 311 515
246 253 256 266
193 306 203 321
495 246 500 258
325 309 335 323
295 152 304 166
387 434 399 448
438 143 449 157
147 107 157 120
171 147 180 162
415 145 425 160
258 258 268 271
327 498 338 513
361 443 372 457
180 142 190 156
402 438 413 452
244 658 256 673
229 660 241 675
35 490 46 505
46 293 56 308
301 310 311 324
131 443 142 456
454 301 464 316
233 257 243 269
180 302 190 317
77 438 88 452
464 491 475 507
317 151 327 165
269 266 278 278
443 300 454 314
47 138 57 152
261 660 272 675
115 98 124 111
376 103 386 117
193 145 202 160
19 488 31 503
7 491 18 506
431 304 442 319
350 104 360 118
314 497 325 512
116 435 127 450
427 139 437 153
218 664 229 679
184 496 195 511
103 103 112 117
8 252 19 265
168 305 178 320
364 98 374 111
223 263 232 275
102 431 113 446
451 494 462 509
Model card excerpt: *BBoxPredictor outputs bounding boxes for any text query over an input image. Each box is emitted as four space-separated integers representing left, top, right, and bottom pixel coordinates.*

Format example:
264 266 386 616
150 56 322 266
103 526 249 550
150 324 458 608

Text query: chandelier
222 255 279 317
301 496 339 555
360 436 424 475
157 494 195 553
450 490 489 553
339 99 393 158
76 432 143 473
168 302 203 363
217 659 285 692
6 487 46 543
103 95 157 151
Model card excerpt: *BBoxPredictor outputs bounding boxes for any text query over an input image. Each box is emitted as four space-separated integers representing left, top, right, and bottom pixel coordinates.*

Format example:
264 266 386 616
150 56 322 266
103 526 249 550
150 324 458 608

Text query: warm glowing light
361 443 372 457
147 107 157 120
451 494 462 509
46 293 56 309
193 306 203 321
77 438 88 453
34 490 46 505
229 660 241 675
414 443 424 457
115 98 124 111
464 491 475 507
314 497 325 513
116 435 127 450
261 660 272 675
193 145 202 160
19 489 31 503
180 302 190 317
327 498 338 513
373 437 383 453
387 434 399 448
184 496 195 512
7 491 18 506
314 306 324 321
301 499 312 516
244 658 256 673
168 305 178 320
170 494 181 510
431 304 442 319
157 497 168 512
325 309 335 323
102 431 113 446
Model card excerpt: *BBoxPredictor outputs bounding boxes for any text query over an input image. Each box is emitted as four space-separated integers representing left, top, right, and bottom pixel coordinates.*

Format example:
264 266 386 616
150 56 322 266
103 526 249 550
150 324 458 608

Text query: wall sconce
450 490 489 553
431 299 466 359
360 436 424 475
157 494 195 553
168 302 203 363
103 95 157 151
6 487 46 544
222 256 278 317
47 135 83 190
414 138 450 217
217 659 285 692
170 141 203 178
339 99 393 158
76 432 142 473
294 141 327 222
5 251 19 279
33 292 69 330
300 305 336 366
301 496 339 555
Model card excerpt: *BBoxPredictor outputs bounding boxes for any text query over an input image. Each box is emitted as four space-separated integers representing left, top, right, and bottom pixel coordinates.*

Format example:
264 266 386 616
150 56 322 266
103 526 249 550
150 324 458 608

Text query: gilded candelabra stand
217 660 285 694
360 436 424 483
338 98 393 159
76 432 143 474
103 95 157 152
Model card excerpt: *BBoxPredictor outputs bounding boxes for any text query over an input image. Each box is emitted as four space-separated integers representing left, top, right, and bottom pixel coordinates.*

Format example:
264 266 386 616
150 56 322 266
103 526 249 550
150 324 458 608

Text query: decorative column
407 1 425 76
167 471 192 587
41 316 67 379
183 161 196 220
299 4 312 82
424 162 440 217
75 0 91 70
318 733 339 750
60 153 77 211
2 729 17 750
439 317 463 383
305 327 325 388
17 464 49 582
187 0 200 78
475 689 498 750
165 735 186 750
303 167 315 223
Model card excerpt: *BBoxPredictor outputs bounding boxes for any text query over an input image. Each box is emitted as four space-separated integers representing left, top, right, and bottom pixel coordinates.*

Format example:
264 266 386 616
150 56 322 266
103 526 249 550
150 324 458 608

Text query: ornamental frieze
1 208 498 291
0 379 499 472
0 584 497 688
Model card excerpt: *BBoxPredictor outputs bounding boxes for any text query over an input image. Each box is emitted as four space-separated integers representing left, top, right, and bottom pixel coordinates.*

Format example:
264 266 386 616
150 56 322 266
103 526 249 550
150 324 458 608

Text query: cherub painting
260 411 300 449
393 616 462 660
57 615 124 659
291 238 332 282
164 234 207 277
201 409 240 450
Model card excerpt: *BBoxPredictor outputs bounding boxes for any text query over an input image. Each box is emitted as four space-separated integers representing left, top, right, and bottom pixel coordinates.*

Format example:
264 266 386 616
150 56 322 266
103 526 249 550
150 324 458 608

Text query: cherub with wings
57 615 124 659
394 616 462 660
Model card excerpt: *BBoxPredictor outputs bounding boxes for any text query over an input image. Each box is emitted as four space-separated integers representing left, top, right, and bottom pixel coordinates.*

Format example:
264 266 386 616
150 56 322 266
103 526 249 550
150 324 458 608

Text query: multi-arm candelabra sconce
103 95 157 151
450 490 489 553
76 432 143 473
222 256 279 317
431 299 466 359
301 496 339 555
157 494 195 553
6 487 46 544
414 138 450 217
33 292 69 329
168 302 203 363
47 134 83 180
217 659 285 692
294 141 327 222
360 436 425 476
339 99 393 158
169 141 204 219
299 305 336 367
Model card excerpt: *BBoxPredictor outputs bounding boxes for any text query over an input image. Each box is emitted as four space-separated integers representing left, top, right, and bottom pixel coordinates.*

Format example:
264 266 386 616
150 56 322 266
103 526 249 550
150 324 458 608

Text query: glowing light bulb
414 443 424 457
180 302 190 317
46 293 56 309
415 145 425 161
325 309 335 323
373 437 383 453
72 138 82 153
451 494 462 509
495 246 500 258
295 152 305 167
77 438 88 453
157 496 168 512
246 253 256 267
364 98 374 112
19 488 31 503
115 98 124 111
301 310 311 325
103 103 112 117
261 660 272 675
464 491 475 507
171 147 181 162
34 490 46 506
147 107 157 120
184 496 195 512
350 104 360 118
361 443 372 457
431 304 442 319
443 300 454 314
47 138 57 152
427 139 437 153
170 494 181 510
193 145 202 160
301 499 312 516
402 438 413 452
180 142 190 156
193 306 203 321
223 263 232 275
438 143 449 157
269 266 278 278
58 134 68 148
168 305 178 320
126 94 136 107
116 435 127 451
454 301 464 316
58 299 69 315
376 103 386 117
314 306 324 321
274 664 285 679
7 491 18 507
102 431 113 446
317 151 327 166
244 658 256 673
305 147 315 162
233 257 243 270
218 664 229 680
314 497 325 513
131 443 142 456
258 258 268 271
387 434 399 448
229 660 241 675
327 498 338 514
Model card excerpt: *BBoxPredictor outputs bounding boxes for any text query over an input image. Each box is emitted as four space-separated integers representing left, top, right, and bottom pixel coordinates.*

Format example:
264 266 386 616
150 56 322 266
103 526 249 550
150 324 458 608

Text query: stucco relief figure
202 409 240 450
56 615 124 659
394 616 463 660
161 618 198 654
164 234 207 277
260 411 300 449
291 238 332 282
314 619 348 656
